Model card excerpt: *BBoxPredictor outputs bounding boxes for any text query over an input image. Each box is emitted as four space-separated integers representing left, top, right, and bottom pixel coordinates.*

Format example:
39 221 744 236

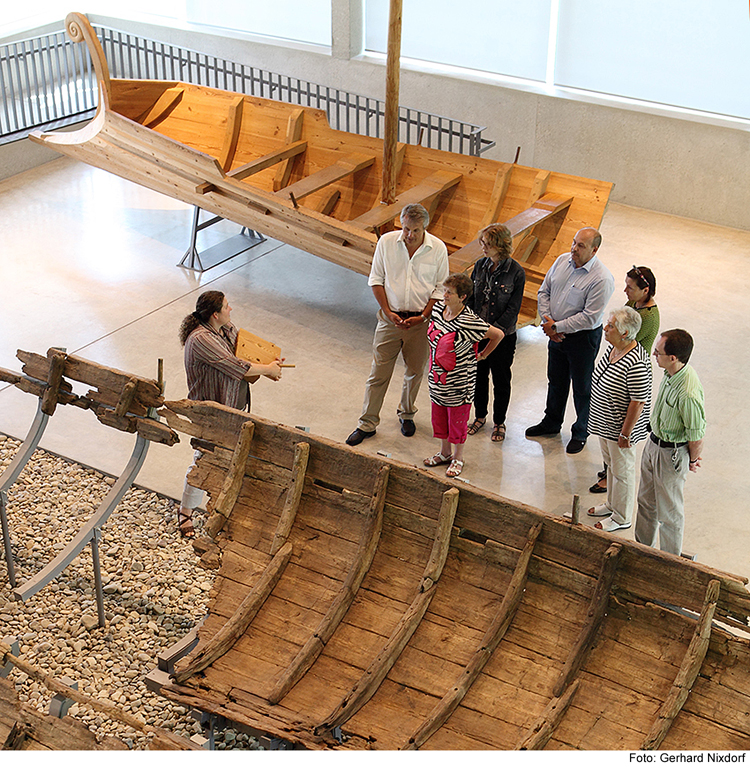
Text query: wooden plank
137 86 184 128
311 188 341 215
403 522 542 749
553 543 622 696
317 487 459 732
348 170 462 231
228 140 307 182
18 348 163 409
268 465 390 703
277 153 376 202
273 108 305 191
641 579 721 749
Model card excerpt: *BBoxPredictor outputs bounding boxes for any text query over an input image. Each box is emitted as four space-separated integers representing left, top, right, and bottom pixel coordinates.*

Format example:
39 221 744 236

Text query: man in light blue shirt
526 227 615 453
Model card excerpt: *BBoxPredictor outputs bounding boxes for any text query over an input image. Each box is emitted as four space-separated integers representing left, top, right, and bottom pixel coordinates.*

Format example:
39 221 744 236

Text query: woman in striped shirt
586 307 652 531
177 290 282 537
423 274 502 478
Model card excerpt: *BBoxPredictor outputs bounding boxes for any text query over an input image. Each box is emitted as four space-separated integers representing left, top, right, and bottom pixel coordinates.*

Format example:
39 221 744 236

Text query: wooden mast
381 0 403 205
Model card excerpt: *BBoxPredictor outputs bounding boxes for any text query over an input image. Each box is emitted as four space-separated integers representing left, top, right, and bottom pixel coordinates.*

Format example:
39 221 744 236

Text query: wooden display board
235 328 281 364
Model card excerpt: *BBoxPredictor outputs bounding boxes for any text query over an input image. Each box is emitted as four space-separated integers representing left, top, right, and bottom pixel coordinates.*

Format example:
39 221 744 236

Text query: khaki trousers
635 438 688 555
358 311 429 432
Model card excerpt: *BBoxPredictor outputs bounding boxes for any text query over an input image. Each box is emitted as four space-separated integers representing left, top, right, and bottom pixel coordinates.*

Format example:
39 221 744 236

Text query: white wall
2 6 748 232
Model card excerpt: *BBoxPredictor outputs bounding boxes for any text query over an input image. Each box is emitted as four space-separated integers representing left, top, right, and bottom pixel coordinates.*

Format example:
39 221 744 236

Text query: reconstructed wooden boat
31 13 613 326
156 399 750 751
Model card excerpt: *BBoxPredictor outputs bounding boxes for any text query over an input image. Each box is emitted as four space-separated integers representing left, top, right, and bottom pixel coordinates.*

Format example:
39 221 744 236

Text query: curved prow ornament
66 12 111 110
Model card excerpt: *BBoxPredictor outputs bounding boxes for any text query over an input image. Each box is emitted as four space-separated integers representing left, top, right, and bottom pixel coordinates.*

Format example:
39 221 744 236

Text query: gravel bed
0 434 260 750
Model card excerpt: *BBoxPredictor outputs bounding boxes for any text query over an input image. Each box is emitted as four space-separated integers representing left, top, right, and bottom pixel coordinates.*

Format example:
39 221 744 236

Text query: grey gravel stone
0 436 261 751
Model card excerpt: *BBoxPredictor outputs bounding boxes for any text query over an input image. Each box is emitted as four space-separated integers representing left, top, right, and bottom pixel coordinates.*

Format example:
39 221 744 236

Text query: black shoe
566 438 586 454
525 422 560 437
400 419 416 437
589 480 607 493
346 428 375 446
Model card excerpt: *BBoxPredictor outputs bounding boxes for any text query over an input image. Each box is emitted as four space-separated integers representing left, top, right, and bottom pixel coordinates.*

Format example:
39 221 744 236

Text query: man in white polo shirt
347 203 448 445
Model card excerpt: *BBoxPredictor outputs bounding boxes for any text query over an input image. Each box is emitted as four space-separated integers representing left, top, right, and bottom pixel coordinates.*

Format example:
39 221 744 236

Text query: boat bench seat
347 170 462 231
449 194 574 273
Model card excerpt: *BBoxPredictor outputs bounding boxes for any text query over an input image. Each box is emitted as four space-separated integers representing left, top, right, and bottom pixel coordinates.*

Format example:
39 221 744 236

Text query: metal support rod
0 398 50 585
0 492 16 588
12 433 150 603
90 528 105 628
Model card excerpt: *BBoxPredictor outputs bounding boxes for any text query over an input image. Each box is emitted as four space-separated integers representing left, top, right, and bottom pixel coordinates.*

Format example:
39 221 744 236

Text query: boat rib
270 442 310 555
317 486 460 734
171 542 293 685
267 464 390 705
552 542 622 697
205 419 255 538
402 521 542 750
641 578 721 750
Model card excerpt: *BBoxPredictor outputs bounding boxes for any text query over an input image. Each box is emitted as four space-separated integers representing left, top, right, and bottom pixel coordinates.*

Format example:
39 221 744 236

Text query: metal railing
1 24 494 155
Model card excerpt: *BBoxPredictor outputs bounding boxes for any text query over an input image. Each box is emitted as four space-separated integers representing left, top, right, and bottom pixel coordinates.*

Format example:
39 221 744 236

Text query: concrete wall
2 5 748 231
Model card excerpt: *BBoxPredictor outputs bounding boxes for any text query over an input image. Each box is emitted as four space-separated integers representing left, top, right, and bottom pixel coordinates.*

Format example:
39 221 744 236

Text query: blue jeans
542 327 602 441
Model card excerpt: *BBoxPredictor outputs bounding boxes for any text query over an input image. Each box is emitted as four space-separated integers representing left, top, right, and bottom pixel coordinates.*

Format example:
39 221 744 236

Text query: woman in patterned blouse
177 290 282 537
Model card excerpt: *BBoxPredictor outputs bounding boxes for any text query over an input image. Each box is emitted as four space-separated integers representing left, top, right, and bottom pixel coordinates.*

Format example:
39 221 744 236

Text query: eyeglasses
653 349 669 357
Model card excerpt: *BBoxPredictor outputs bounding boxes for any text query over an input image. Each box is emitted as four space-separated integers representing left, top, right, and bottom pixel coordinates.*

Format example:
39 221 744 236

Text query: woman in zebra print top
423 274 502 478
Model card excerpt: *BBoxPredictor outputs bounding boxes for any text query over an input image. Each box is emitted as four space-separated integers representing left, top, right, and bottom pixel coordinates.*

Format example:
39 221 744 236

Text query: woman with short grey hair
586 307 652 531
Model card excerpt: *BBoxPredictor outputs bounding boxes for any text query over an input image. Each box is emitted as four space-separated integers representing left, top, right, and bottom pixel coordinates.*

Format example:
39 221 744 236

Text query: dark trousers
542 327 602 441
473 332 517 425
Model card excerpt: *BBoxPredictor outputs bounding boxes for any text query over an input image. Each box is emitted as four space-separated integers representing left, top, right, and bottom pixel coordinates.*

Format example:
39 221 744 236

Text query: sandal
594 517 631 532
589 477 607 493
587 504 613 517
446 459 464 478
424 452 452 467
178 508 195 538
467 418 486 436
491 424 506 442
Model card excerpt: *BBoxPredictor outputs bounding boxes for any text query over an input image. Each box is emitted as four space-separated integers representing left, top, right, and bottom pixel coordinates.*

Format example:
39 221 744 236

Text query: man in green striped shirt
635 329 706 556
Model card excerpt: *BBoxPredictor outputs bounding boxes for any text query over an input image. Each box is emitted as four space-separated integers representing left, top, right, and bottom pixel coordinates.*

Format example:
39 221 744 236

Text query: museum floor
0 156 748 582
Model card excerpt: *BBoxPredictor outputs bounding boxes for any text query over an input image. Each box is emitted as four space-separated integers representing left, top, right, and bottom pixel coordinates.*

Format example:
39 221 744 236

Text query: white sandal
594 517 631 532
424 452 452 467
446 459 464 478
587 504 613 517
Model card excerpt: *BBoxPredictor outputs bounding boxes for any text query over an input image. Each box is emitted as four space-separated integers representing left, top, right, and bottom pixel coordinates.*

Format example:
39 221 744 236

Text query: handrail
0 23 494 156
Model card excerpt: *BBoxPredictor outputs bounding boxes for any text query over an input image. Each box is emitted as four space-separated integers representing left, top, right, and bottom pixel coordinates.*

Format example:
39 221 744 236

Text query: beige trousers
358 311 429 432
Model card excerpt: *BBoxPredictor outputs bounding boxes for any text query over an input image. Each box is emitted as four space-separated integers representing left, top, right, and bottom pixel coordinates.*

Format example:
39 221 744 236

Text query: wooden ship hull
29 14 613 326
157 399 750 751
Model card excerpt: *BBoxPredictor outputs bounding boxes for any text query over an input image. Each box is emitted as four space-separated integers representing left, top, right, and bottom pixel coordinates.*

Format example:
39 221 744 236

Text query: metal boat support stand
0 398 50 587
179 206 265 272
11 431 151 627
